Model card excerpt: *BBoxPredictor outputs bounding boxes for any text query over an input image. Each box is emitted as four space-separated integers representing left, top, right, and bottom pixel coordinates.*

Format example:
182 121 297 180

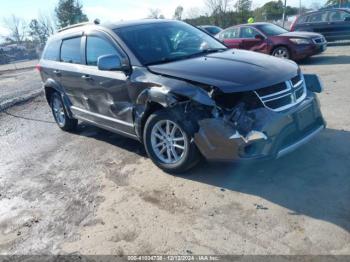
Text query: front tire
143 109 200 173
272 46 290 59
50 92 77 131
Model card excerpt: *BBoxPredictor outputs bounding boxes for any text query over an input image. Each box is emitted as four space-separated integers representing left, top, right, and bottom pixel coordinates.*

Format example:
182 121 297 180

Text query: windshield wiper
185 48 227 59
146 48 227 66
146 56 186 66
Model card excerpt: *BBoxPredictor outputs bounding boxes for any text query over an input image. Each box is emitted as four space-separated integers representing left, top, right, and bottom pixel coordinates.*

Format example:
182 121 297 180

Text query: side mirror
97 54 123 71
255 34 264 40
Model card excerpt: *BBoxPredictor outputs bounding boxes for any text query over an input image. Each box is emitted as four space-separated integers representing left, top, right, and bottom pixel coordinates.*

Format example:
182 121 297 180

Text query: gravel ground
0 46 349 255
0 69 42 110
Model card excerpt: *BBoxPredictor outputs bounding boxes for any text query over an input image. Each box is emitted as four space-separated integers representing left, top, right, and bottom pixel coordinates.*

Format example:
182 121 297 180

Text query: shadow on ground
184 128 350 233
74 124 350 233
76 123 146 158
300 55 350 65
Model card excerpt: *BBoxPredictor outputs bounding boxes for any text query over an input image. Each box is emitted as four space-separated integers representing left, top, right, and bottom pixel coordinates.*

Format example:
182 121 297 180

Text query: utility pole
282 0 287 28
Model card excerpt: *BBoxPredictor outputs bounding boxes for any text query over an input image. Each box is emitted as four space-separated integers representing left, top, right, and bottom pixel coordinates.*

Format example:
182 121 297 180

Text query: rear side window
86 36 120 66
60 37 82 64
43 40 61 61
309 12 327 23
221 28 239 39
297 15 309 24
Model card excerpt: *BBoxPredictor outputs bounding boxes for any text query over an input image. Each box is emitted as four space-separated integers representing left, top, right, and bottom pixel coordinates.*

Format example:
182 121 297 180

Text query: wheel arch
44 79 74 118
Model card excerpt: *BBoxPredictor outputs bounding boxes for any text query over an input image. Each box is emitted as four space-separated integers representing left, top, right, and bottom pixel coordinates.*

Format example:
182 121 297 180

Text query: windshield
256 24 288 36
114 21 227 66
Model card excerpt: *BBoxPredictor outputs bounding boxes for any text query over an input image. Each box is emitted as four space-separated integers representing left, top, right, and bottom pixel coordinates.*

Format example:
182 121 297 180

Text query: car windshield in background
257 24 289 36
114 22 226 66
204 26 222 35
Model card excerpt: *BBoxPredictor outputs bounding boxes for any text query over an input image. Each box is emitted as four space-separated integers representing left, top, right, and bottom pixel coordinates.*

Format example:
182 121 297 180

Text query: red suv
217 22 327 60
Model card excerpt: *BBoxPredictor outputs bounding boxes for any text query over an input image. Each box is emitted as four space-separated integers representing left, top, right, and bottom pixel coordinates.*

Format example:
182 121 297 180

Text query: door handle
53 70 61 76
81 74 92 80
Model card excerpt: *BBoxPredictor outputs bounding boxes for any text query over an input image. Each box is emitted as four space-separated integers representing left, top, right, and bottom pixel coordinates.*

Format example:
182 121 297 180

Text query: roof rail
58 19 100 32
58 22 91 32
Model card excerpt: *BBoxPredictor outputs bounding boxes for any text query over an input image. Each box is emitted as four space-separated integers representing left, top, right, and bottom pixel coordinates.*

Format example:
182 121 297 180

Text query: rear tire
143 109 200 174
50 92 77 132
272 46 290 60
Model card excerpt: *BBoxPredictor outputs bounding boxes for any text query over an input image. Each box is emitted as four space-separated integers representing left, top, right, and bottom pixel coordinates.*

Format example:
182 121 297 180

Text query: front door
72 33 135 135
327 10 350 41
239 27 268 54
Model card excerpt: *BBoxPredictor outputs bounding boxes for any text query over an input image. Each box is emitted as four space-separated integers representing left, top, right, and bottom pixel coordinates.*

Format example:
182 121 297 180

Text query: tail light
35 64 42 72
290 16 299 31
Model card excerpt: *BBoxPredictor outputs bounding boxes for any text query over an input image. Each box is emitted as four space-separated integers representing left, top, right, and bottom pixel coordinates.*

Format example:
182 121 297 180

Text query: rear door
305 11 330 37
239 26 268 53
59 36 87 109
219 27 241 48
40 39 62 84
327 10 350 41
74 31 135 135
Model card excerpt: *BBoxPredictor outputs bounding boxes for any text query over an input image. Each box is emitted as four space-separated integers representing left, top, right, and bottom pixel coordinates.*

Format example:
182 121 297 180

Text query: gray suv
38 19 326 173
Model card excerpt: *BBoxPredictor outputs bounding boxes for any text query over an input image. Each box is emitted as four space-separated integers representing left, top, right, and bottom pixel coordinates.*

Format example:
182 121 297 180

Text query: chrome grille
255 74 307 112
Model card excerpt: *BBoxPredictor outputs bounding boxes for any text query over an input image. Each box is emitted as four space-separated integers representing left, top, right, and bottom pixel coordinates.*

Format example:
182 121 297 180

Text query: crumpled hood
148 49 299 93
280 31 323 39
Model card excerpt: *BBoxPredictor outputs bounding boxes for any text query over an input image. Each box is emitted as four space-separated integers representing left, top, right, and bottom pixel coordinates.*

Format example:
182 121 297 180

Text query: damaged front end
186 74 326 161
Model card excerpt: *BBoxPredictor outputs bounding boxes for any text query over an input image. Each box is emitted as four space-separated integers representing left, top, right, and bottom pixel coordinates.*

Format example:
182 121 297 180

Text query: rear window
43 40 61 61
205 26 222 35
60 37 82 64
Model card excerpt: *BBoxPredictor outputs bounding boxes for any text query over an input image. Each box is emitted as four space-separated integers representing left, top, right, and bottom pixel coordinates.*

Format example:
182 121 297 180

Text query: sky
0 0 327 41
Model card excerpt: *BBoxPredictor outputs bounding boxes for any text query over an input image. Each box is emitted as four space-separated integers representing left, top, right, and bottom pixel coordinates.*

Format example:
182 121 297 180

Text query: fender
44 78 74 118
134 85 216 141
136 85 215 107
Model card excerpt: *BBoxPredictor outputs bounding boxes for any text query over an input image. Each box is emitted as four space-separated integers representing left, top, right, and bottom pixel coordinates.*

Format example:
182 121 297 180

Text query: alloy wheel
273 47 290 59
52 96 66 127
150 120 187 164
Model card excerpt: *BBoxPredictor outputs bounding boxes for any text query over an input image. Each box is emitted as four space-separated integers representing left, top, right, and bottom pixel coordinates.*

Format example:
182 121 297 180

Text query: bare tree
2 15 27 45
205 0 234 26
173 6 184 20
185 7 202 19
148 8 165 19
205 0 233 14
38 12 56 36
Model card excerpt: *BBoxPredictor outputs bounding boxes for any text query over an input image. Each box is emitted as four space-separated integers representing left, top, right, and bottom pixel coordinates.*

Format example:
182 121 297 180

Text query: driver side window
240 27 259 39
86 36 121 66
328 10 350 22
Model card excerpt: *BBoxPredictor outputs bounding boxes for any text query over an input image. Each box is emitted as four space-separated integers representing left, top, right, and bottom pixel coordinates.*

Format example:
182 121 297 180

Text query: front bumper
293 43 327 60
194 91 325 162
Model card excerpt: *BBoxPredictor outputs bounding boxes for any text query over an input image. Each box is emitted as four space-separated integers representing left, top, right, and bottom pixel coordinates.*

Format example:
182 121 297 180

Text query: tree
205 0 233 26
235 0 252 23
29 19 53 46
148 8 165 19
55 0 88 29
173 6 184 20
2 15 27 45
